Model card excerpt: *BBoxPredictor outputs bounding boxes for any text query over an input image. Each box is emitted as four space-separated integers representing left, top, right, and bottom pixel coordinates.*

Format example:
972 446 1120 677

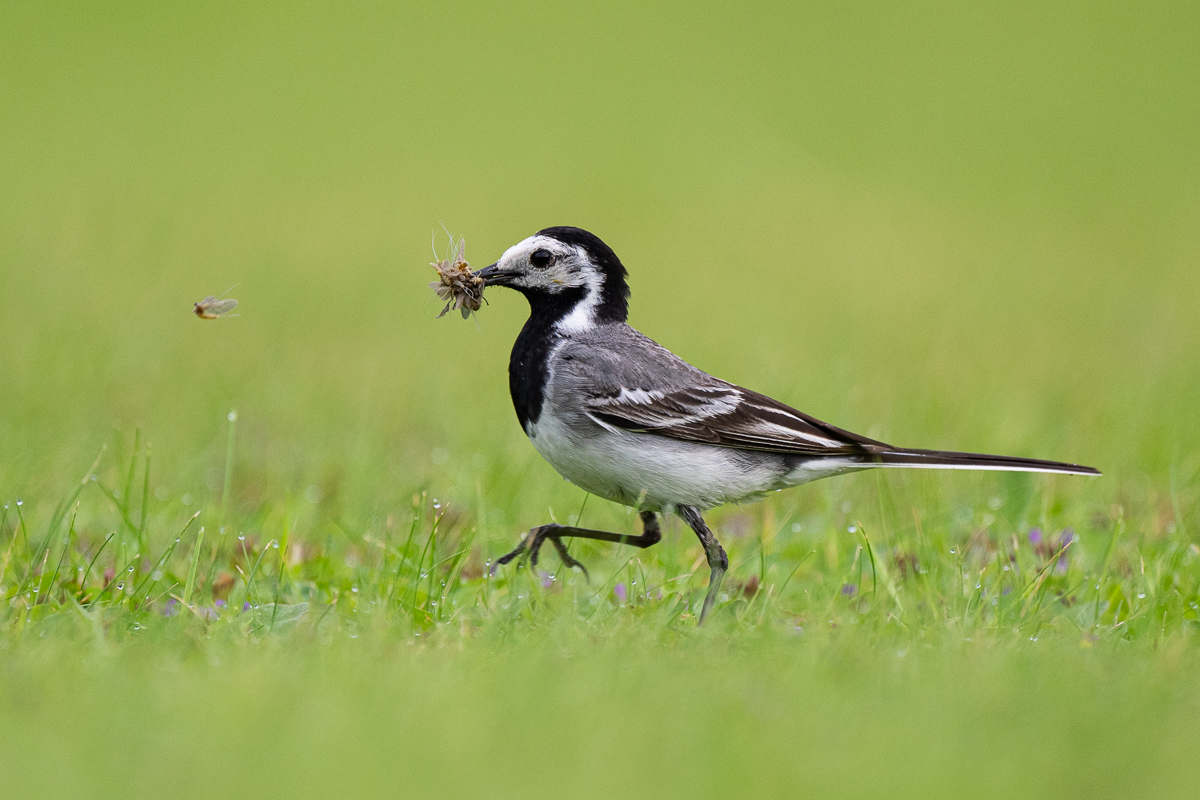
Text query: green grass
2 1 1199 796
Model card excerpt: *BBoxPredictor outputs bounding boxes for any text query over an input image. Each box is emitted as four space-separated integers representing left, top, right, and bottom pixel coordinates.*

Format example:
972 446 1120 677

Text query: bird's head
476 226 630 331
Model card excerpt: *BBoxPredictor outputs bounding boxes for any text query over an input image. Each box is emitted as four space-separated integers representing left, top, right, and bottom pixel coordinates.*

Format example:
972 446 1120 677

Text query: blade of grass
132 510 201 607
138 446 151 551
1092 508 1125 628
182 525 207 609
0 505 13 589
79 533 116 601
386 495 425 610
90 477 141 540
220 410 237 533
239 538 275 609
859 522 878 597
755 550 815 626
121 429 141 519
40 448 106 564
270 511 293 631
407 502 442 620
1019 540 1074 618
41 507 78 608
13 499 28 560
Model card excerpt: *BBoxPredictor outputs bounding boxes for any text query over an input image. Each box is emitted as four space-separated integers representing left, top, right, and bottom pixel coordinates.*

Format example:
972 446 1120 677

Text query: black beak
475 262 515 287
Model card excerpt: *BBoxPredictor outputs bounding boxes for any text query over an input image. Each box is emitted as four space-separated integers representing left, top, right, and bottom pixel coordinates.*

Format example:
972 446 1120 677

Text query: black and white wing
584 381 882 457
563 326 881 457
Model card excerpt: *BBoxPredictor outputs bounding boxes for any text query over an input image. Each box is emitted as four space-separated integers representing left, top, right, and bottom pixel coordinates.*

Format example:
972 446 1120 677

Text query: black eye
529 249 553 269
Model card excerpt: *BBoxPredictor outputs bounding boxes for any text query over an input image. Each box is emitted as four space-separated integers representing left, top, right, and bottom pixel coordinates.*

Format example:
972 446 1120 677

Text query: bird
474 226 1100 624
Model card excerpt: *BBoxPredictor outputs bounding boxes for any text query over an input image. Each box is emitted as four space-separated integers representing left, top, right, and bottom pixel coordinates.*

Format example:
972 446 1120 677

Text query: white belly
526 408 788 511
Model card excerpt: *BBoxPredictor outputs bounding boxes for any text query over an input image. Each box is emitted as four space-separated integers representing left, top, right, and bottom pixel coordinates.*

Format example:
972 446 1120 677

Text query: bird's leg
493 511 663 582
677 505 727 625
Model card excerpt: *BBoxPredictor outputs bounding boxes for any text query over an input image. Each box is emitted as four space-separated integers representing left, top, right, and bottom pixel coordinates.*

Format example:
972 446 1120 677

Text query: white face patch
497 235 605 333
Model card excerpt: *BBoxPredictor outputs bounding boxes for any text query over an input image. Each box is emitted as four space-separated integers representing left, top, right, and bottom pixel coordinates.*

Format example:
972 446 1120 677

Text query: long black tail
864 448 1100 477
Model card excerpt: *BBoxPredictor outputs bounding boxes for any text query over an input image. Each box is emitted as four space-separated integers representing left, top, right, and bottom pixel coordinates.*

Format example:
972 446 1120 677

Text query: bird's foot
491 525 590 581
546 536 590 581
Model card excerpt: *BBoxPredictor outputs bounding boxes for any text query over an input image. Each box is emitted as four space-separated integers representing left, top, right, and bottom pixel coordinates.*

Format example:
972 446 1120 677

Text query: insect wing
205 298 239 316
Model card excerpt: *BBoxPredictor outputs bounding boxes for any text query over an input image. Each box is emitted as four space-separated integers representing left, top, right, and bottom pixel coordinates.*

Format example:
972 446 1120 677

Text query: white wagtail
476 226 1100 623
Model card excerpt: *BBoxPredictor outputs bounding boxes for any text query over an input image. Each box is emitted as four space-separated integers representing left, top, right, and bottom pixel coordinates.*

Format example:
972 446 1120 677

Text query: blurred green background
3 1 1197 507
2 2 1199 797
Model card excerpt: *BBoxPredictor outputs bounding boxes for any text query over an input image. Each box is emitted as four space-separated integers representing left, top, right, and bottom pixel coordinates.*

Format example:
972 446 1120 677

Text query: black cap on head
536 226 630 323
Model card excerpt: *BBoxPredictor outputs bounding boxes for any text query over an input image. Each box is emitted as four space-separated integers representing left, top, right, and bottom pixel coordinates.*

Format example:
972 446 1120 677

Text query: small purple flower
841 583 858 598
613 583 628 603
1051 528 1074 573
242 601 252 612
214 599 227 608
162 598 179 617
198 606 219 621
1030 527 1072 572
538 570 553 589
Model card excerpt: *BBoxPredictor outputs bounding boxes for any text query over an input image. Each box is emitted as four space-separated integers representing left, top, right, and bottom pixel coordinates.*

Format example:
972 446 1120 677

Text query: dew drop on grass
16 499 23 506
116 582 124 590
152 571 163 581
1138 592 1146 599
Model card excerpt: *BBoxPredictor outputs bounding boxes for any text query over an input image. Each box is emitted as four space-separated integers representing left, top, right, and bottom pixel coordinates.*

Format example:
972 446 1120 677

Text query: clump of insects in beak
429 234 484 319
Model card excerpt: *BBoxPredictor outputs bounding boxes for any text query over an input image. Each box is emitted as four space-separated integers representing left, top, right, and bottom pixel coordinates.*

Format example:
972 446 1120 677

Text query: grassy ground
2 1 1199 796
